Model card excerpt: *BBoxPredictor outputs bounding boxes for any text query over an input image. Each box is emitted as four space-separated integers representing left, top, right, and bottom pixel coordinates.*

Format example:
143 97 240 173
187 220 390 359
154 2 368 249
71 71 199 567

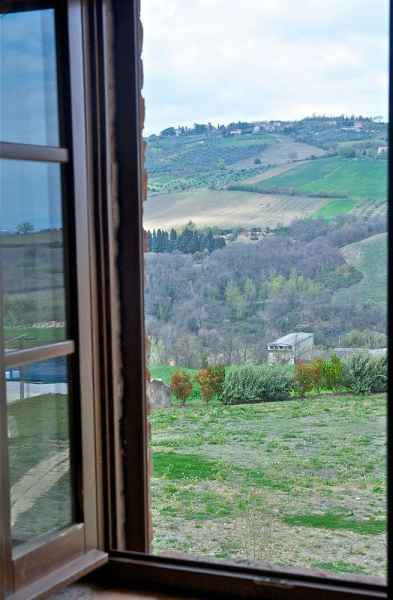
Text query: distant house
354 120 364 130
267 332 314 365
229 129 242 136
377 145 388 155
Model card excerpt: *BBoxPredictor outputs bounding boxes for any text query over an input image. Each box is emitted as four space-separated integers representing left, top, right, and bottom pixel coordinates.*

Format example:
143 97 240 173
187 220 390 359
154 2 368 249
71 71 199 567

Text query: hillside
145 118 387 228
232 157 387 203
146 130 326 194
334 233 387 307
144 118 387 367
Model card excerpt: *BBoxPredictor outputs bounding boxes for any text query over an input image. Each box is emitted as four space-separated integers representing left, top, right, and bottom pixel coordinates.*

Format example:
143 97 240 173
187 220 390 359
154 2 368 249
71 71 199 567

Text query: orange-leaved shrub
295 360 322 398
196 365 225 404
170 369 193 406
295 354 345 397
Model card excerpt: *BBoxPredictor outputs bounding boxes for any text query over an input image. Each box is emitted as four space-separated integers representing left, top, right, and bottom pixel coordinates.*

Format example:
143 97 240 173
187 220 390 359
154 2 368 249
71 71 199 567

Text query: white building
267 332 314 364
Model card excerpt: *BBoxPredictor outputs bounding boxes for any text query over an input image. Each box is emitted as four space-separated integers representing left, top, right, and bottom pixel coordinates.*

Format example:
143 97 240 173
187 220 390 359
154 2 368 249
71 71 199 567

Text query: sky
0 9 58 145
1 9 60 230
141 0 389 135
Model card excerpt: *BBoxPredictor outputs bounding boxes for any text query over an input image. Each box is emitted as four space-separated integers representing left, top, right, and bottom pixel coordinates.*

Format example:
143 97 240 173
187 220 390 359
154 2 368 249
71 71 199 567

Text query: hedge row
222 364 293 404
221 353 387 405
169 353 387 406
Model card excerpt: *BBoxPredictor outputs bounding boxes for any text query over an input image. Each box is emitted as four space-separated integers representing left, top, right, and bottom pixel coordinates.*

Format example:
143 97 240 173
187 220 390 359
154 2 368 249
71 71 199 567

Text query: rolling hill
335 232 387 307
146 130 326 194
145 119 387 229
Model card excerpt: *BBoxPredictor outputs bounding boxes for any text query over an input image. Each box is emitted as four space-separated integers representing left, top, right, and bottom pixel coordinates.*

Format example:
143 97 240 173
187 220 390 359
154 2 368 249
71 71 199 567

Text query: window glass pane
0 160 66 349
0 8 59 146
6 357 72 545
142 0 388 581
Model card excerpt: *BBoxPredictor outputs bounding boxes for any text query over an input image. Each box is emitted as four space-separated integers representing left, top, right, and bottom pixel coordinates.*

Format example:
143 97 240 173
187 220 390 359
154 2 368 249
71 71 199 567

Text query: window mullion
4 340 75 368
66 0 102 550
0 142 69 163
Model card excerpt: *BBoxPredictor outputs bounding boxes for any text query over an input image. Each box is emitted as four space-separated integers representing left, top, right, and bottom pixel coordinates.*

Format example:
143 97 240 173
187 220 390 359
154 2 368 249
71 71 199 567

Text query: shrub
342 329 387 349
295 360 323 398
196 366 225 404
321 353 343 391
222 364 294 405
342 353 387 394
170 370 193 406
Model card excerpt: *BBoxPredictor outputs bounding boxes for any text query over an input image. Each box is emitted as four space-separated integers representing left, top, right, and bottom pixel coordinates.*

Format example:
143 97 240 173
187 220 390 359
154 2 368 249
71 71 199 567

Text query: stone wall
146 379 171 410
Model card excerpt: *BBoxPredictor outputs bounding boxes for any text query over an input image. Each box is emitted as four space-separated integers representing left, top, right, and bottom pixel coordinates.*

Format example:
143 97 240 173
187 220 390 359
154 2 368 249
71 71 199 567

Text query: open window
0 1 390 599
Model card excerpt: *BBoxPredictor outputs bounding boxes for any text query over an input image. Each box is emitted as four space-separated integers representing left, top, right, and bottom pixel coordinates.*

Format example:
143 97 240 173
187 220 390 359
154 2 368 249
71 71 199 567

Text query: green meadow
149 393 386 578
234 157 387 202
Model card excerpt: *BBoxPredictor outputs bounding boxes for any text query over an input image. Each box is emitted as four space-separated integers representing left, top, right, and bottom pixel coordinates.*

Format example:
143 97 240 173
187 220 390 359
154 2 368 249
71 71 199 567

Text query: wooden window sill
50 585 199 600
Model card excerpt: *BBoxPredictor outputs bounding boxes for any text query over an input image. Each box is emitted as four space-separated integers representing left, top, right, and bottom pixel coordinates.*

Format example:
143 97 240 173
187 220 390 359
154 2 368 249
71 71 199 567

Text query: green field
313 198 357 220
335 233 387 306
150 394 386 577
233 157 387 204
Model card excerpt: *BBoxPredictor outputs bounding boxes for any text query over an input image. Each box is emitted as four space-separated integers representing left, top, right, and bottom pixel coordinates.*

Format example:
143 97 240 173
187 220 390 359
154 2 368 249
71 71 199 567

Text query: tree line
147 226 226 254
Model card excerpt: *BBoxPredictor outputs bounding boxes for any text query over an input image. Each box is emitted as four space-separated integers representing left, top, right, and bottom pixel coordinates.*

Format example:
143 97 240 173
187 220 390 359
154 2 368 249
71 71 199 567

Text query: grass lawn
150 364 197 385
150 393 386 578
7 384 386 578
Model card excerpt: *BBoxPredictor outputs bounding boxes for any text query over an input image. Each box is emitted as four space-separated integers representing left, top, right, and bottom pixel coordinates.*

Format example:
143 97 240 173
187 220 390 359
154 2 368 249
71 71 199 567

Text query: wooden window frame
0 1 107 597
86 1 391 599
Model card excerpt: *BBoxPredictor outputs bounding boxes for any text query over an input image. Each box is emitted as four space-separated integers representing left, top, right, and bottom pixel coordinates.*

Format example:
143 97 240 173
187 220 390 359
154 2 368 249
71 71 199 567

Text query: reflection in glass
7 357 72 545
0 159 66 349
0 9 59 145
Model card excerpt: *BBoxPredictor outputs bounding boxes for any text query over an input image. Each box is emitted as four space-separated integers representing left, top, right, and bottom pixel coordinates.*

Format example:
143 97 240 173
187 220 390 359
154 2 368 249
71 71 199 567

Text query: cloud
141 0 389 134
